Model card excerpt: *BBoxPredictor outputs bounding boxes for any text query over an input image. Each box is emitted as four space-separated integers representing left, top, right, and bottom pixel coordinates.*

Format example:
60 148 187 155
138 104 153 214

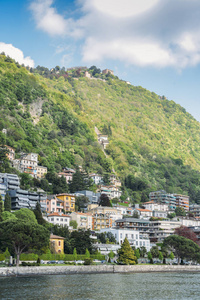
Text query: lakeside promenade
1 264 200 277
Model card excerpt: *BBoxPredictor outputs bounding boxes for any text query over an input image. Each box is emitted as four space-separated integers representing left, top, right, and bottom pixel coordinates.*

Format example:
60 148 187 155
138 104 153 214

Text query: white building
143 201 169 211
47 212 71 227
134 208 153 219
89 173 103 185
100 228 151 251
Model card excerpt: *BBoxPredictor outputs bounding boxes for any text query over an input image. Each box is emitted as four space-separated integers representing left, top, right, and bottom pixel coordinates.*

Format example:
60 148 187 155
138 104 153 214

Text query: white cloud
0 43 35 67
29 0 200 69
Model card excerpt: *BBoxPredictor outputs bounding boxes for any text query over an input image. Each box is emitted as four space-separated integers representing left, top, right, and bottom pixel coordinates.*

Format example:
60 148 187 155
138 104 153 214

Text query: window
56 218 59 221
126 234 128 238
61 218 63 221
58 241 61 246
120 233 122 238
51 218 54 221
131 234 134 239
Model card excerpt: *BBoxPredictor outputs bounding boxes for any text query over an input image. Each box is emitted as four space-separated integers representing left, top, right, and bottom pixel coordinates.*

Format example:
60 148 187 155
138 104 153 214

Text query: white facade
179 218 200 227
89 173 103 185
47 213 71 227
100 228 151 251
143 201 169 212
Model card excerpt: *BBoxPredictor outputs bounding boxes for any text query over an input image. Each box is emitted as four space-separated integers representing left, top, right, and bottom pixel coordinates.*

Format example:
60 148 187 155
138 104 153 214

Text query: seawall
1 265 200 277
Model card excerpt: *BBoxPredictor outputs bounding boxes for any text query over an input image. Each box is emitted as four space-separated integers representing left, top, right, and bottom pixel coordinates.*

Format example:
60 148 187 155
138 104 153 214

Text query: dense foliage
1 54 200 203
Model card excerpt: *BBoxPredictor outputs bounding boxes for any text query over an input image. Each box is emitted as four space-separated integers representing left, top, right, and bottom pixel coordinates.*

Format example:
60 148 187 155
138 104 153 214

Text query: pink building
46 195 64 213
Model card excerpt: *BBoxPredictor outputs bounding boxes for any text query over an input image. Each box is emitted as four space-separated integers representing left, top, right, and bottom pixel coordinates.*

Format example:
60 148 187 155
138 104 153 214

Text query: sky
1 0 200 121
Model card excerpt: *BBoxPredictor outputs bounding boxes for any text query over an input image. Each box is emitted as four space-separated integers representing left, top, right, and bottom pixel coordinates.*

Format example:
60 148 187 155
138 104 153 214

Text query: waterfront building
149 220 182 243
50 234 65 254
143 201 169 211
100 228 151 251
115 218 150 234
93 243 120 255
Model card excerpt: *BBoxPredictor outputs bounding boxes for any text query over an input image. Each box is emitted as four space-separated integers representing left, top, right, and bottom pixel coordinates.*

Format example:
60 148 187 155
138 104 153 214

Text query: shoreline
1 264 200 277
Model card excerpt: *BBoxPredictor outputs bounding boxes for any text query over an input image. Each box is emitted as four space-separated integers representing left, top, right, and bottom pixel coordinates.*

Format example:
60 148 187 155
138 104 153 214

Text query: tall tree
99 194 111 207
4 193 11 212
0 195 3 222
0 219 50 266
33 201 46 225
117 238 137 265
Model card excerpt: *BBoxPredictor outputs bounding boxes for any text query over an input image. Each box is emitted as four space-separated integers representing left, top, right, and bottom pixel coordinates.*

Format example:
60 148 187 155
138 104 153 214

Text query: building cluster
1 170 200 255
2 143 47 179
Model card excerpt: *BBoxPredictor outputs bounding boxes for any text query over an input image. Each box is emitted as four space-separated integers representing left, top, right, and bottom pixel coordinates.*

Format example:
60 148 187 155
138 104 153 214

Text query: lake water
0 272 199 300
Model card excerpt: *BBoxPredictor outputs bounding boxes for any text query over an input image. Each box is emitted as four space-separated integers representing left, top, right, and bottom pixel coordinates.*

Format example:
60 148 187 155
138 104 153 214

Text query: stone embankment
1 264 200 277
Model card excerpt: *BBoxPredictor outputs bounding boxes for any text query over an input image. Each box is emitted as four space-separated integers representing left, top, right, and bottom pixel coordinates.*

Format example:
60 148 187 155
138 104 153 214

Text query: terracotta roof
136 208 152 212
50 234 65 240
48 212 70 217
144 201 155 204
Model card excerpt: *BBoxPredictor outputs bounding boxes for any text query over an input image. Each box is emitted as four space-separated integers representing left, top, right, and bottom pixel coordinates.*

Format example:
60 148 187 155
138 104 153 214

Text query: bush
21 262 40 266
84 258 93 265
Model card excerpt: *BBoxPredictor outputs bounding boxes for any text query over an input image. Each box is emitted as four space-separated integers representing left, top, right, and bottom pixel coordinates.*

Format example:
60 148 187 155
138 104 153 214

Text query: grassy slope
1 54 200 202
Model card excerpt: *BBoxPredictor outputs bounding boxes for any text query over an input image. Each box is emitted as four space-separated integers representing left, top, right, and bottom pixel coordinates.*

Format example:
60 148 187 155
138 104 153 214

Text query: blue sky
1 0 200 121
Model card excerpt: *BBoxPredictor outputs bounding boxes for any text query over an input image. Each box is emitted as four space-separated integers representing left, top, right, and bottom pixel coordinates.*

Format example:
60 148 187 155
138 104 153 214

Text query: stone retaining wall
0 265 200 277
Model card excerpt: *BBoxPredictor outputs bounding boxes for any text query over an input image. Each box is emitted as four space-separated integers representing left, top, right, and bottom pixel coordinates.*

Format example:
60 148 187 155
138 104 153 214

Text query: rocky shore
1 264 200 277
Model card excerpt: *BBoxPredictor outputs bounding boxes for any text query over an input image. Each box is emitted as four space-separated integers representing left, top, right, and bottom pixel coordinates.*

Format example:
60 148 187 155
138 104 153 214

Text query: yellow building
50 234 65 254
56 193 75 212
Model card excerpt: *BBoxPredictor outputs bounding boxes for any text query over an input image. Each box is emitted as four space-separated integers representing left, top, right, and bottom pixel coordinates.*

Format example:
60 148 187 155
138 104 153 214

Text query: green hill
1 54 200 204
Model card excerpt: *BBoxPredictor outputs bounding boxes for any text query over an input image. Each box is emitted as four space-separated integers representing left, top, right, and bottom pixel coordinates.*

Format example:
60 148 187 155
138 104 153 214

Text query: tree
175 207 186 216
147 251 153 264
14 208 37 224
135 248 140 260
175 225 198 244
167 212 176 219
1 211 16 221
73 248 77 261
139 246 147 258
70 230 93 254
117 238 137 265
4 193 11 212
75 195 89 212
108 250 115 259
99 194 111 207
133 210 139 219
33 201 46 225
163 235 200 264
0 196 3 222
169 252 174 261
150 246 160 259
70 220 78 229
85 248 90 258
159 251 163 262
0 219 50 266
96 232 116 244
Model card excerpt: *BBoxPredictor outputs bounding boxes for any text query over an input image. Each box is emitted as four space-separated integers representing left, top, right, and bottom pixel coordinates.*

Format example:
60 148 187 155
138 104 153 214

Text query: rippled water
0 272 199 300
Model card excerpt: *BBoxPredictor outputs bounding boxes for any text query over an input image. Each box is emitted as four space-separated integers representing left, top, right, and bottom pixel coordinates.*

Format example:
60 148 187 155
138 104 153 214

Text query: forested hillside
1 54 200 203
